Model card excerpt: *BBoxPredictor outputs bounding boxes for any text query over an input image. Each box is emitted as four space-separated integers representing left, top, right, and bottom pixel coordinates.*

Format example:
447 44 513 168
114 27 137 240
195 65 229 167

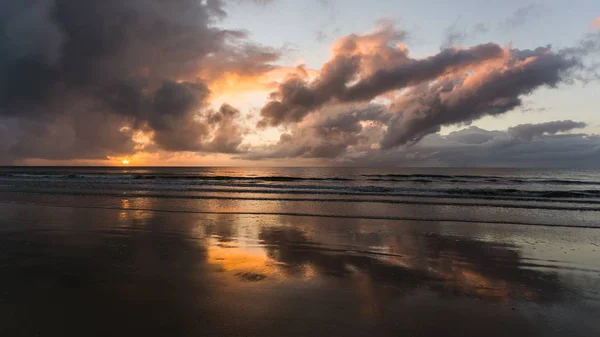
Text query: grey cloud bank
244 118 598 168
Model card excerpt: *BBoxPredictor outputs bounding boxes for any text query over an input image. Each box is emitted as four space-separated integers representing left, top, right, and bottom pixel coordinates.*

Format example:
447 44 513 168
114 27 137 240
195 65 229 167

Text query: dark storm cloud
151 102 246 154
93 80 246 154
258 42 504 127
146 81 211 152
0 0 278 161
0 104 136 164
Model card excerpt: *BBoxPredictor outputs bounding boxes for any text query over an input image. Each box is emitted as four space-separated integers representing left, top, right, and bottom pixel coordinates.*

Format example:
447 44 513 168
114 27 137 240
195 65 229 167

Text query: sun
122 159 130 165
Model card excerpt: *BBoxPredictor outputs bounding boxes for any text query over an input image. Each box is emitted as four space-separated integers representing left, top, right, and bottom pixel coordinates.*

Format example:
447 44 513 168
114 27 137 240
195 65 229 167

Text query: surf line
2 200 600 230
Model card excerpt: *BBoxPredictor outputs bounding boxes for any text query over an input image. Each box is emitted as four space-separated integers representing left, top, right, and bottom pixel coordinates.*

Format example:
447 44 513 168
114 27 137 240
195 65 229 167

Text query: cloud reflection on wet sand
0 202 599 336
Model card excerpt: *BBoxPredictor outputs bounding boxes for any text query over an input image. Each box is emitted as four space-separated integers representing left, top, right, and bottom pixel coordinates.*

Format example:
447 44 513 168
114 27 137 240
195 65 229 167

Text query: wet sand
1 202 599 336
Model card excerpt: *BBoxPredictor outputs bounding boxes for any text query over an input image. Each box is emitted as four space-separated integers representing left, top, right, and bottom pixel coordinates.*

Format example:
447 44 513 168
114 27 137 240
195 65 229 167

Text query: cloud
313 0 339 43
415 132 600 168
380 47 577 148
258 24 505 127
400 123 600 168
244 118 598 168
257 22 591 152
501 3 546 29
247 104 386 160
202 104 247 153
507 120 587 141
593 16 600 31
0 105 136 164
441 22 489 48
0 0 278 161
230 0 276 5
1 6 599 167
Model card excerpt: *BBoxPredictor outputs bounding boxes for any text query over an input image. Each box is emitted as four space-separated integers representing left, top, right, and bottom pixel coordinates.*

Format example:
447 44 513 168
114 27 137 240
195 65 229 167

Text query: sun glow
122 159 130 165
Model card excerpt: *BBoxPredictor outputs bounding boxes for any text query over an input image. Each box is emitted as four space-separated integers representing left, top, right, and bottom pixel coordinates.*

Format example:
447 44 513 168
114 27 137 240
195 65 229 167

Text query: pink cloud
592 16 600 30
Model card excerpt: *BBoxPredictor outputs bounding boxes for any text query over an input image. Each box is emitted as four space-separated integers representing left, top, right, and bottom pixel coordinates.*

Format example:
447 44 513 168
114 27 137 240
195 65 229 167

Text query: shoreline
3 199 600 229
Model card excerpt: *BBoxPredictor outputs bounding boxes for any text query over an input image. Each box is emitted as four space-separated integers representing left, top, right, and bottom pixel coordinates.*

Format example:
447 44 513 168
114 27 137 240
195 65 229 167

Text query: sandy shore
1 201 599 336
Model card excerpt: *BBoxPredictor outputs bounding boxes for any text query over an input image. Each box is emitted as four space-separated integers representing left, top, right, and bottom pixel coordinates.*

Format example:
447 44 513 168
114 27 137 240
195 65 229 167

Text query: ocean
1 167 599 336
1 166 600 227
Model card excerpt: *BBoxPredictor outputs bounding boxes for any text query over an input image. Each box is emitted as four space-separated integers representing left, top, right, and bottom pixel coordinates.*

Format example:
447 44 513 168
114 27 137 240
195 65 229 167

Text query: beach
1 167 599 336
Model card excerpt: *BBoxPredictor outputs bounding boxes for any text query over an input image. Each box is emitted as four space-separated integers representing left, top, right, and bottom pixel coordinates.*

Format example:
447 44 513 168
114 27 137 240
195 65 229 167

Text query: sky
0 0 599 167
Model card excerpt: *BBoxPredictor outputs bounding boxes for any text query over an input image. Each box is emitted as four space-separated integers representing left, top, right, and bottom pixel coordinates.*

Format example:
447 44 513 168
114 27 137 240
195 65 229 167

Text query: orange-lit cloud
592 16 600 30
331 20 410 76
257 22 506 128
206 65 319 97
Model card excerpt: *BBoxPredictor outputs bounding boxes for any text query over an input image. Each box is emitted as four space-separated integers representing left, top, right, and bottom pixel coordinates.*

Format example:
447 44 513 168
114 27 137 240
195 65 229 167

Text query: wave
7 200 598 229
3 189 600 212
132 175 353 182
4 169 600 208
363 174 600 186
4 177 600 201
3 171 600 186
445 188 600 199
5 200 598 229
0 172 353 182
